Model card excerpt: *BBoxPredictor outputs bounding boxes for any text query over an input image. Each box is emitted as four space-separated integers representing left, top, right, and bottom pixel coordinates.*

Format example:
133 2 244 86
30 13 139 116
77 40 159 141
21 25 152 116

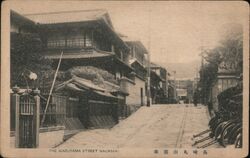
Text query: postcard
1 1 249 157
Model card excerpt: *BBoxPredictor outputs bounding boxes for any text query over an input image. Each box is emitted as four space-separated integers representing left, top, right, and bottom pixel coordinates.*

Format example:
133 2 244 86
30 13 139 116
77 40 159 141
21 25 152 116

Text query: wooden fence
11 87 67 148
40 94 67 127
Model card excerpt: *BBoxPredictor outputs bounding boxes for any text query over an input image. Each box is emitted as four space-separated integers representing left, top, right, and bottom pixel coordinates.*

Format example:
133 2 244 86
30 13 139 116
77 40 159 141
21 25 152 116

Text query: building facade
175 79 194 103
150 63 168 104
210 61 239 112
124 39 148 112
10 9 140 146
10 10 66 148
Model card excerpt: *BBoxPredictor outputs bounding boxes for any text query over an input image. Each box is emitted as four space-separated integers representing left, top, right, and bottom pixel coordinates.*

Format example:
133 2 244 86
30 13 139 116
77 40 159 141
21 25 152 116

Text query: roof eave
11 10 36 26
99 19 130 53
36 19 97 28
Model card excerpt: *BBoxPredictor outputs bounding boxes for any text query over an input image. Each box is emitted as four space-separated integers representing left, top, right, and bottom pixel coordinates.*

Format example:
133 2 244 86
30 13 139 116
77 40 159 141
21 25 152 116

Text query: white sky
8 1 248 76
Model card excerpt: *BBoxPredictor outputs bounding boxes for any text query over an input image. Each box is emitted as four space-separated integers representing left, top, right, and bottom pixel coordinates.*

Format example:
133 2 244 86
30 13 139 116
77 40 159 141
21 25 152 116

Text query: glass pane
85 35 92 47
67 37 85 47
47 37 65 48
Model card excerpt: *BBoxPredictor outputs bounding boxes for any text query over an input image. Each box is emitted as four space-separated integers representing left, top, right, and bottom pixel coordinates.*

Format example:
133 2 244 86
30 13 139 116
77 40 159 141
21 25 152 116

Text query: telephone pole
173 70 176 102
200 44 206 105
146 5 151 107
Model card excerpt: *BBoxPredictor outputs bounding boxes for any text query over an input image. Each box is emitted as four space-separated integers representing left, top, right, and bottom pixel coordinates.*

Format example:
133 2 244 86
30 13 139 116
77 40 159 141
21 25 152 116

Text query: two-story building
10 10 67 148
121 36 148 116
150 63 168 104
11 9 138 141
25 9 136 128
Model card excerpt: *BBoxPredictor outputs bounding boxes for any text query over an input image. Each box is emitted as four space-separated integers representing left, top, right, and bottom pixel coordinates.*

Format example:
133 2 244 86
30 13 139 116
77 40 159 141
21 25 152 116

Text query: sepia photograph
1 0 249 158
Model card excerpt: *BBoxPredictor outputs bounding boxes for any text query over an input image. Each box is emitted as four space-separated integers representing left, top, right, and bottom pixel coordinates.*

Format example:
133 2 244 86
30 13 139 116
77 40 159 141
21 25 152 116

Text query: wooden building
24 9 134 129
210 61 239 112
175 79 194 103
10 10 66 148
122 37 148 115
150 63 168 104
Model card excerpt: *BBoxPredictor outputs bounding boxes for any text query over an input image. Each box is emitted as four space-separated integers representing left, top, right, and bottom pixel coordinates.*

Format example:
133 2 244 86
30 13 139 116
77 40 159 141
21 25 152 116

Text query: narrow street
58 104 212 148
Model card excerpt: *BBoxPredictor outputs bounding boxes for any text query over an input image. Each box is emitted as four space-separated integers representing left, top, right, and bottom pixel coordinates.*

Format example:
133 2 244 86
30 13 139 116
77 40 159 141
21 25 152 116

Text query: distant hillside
156 60 201 79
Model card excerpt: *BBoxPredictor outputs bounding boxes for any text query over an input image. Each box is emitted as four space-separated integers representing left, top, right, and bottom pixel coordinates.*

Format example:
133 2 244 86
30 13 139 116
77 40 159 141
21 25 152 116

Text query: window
47 37 66 48
85 35 92 47
47 31 94 48
66 33 84 48
66 33 92 47
115 71 121 80
67 37 85 48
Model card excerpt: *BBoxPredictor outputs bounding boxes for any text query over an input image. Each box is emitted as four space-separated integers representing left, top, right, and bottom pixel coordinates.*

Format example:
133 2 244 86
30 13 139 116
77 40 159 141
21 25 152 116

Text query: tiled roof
24 9 108 25
23 9 129 51
120 35 138 42
150 70 165 81
11 10 35 26
126 41 148 54
72 75 106 92
129 58 137 65
150 62 161 68
129 58 145 68
55 75 118 98
150 62 166 70
119 34 148 54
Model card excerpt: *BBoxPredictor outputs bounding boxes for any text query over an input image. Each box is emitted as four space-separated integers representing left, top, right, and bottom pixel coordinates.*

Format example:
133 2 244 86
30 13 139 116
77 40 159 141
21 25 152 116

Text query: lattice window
85 34 92 47
67 37 85 48
47 36 66 48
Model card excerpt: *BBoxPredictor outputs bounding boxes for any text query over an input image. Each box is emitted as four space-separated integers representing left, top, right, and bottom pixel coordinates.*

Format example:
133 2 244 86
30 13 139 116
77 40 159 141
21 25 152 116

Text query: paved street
57 104 215 148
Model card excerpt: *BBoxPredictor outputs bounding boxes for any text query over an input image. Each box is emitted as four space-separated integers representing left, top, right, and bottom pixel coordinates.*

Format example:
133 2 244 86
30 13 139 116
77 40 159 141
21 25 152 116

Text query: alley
58 104 211 148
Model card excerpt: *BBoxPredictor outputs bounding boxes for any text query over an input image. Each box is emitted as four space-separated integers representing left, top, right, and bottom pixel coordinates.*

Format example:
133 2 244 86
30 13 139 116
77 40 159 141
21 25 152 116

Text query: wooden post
141 88 144 106
85 95 90 128
111 45 115 53
12 86 20 148
33 88 40 148
91 29 95 48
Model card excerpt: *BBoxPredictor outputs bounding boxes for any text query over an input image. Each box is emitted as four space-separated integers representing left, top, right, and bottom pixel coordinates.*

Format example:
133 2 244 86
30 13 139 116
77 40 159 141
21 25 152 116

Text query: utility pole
200 44 205 105
146 54 151 107
173 70 176 102
146 5 151 107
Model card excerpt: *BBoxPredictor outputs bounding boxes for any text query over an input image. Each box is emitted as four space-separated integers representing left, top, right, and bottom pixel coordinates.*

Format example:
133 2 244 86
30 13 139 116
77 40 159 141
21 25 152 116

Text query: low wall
128 104 141 114
39 128 65 148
